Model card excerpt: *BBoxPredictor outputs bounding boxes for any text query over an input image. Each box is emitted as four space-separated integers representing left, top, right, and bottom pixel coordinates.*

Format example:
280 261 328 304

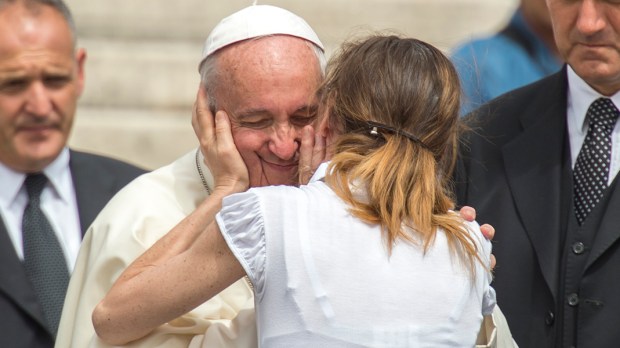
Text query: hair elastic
366 121 431 151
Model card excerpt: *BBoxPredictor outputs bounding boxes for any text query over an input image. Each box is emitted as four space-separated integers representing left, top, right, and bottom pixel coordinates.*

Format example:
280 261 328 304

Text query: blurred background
65 0 518 170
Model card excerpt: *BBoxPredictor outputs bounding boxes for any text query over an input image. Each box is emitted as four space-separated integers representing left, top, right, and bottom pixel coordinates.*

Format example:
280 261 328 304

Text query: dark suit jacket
455 68 620 347
0 150 145 348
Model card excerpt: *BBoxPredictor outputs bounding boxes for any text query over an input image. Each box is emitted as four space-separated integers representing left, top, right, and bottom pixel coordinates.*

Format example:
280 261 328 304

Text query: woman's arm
92 86 248 345
92 218 244 345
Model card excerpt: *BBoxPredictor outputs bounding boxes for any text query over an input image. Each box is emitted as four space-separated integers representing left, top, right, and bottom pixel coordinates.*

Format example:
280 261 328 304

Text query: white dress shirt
0 148 82 271
566 66 620 184
217 162 496 347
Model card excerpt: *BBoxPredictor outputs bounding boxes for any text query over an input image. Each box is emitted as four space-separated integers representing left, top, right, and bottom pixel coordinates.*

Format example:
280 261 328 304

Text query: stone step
68 107 196 170
72 0 518 110
77 0 517 109
78 39 201 110
63 0 518 169
67 0 516 49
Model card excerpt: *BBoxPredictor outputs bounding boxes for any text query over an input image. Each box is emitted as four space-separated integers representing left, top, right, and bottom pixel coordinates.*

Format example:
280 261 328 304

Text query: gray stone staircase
65 0 517 169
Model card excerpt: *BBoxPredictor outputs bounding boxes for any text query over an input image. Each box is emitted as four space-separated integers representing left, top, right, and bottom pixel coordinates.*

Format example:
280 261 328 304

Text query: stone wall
65 0 518 169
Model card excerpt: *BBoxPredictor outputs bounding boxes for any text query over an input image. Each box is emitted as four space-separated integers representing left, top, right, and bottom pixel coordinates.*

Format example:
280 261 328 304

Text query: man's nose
576 0 606 36
24 82 53 116
268 123 300 161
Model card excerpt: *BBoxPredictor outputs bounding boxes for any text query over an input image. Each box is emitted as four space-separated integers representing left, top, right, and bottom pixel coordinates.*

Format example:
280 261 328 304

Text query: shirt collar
309 161 371 203
0 162 26 209
0 147 71 208
309 162 329 183
567 66 620 131
43 147 71 202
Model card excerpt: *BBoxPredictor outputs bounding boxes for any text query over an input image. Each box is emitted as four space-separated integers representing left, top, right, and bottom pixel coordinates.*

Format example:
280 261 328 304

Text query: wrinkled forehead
216 36 323 93
211 37 321 117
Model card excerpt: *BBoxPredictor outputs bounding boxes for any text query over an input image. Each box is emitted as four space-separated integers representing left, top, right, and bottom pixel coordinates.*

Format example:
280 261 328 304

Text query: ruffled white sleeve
216 191 266 297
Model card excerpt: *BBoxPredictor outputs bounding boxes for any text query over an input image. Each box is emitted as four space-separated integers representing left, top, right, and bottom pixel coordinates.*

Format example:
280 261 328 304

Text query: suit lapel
0 150 137 340
501 71 568 300
585 177 620 270
69 151 114 235
0 216 49 332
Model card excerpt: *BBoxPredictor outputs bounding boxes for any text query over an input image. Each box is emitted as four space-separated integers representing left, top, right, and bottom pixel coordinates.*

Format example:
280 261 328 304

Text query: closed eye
44 75 71 89
0 78 29 93
290 113 317 127
237 118 273 129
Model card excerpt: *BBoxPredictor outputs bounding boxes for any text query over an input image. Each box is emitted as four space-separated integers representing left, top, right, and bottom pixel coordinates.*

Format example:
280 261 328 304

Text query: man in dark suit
0 0 144 347
456 0 620 347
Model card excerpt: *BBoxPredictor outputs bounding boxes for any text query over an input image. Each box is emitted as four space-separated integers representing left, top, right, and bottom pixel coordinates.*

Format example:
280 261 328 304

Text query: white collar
0 163 25 210
0 148 71 208
44 148 71 203
309 161 369 203
309 162 329 183
567 66 620 131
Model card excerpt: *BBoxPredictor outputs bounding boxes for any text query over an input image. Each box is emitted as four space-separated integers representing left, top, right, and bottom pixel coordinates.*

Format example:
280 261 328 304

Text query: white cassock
55 149 257 348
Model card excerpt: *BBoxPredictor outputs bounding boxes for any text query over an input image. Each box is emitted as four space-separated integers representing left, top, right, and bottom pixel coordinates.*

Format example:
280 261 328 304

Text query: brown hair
321 35 482 274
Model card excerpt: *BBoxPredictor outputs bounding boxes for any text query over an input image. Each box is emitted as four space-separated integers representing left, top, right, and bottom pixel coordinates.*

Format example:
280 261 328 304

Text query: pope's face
0 3 85 172
215 36 322 187
547 0 620 95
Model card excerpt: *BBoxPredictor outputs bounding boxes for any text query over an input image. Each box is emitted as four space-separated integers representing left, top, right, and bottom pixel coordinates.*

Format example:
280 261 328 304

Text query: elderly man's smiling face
214 35 323 187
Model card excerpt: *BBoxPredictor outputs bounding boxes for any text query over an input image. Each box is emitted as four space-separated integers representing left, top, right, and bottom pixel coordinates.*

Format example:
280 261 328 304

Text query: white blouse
216 163 495 347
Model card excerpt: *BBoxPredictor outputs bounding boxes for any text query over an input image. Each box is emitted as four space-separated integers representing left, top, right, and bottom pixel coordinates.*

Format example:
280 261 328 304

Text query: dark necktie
573 98 619 225
22 173 70 337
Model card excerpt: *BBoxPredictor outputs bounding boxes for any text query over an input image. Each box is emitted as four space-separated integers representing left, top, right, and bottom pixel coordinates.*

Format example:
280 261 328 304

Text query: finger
193 85 216 146
311 131 326 170
214 110 235 151
298 125 315 184
198 85 215 144
490 254 496 271
458 206 476 222
300 125 315 161
480 223 495 241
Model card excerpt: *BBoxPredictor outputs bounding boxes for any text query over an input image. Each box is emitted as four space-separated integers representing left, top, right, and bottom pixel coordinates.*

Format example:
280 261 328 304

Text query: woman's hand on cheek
192 85 249 194
298 125 326 185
